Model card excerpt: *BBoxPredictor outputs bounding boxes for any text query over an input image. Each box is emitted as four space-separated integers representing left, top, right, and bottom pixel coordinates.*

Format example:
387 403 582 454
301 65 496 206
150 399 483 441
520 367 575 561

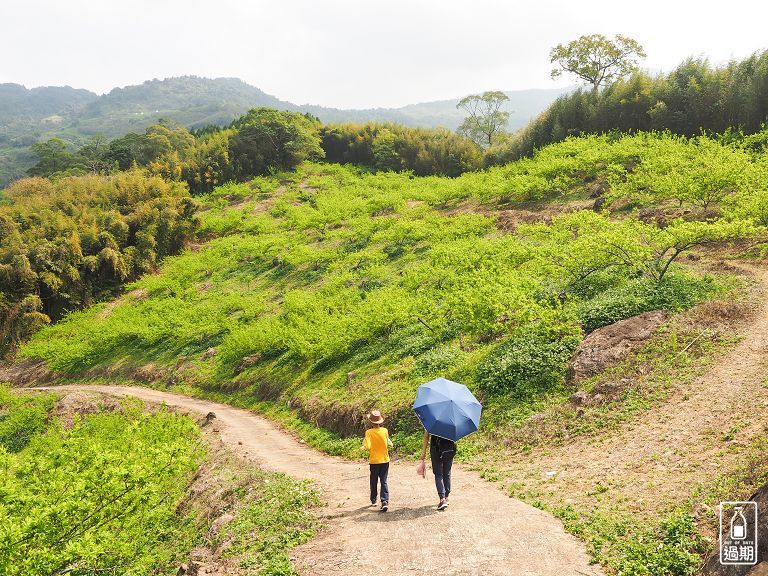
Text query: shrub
0 401 204 576
0 385 56 452
477 323 582 396
617 513 706 576
577 274 719 333
412 345 464 377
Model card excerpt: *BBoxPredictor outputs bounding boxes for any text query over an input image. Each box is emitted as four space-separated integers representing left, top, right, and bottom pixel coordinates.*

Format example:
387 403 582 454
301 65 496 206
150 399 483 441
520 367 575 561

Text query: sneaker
437 498 448 510
370 499 376 507
380 502 389 512
443 497 450 507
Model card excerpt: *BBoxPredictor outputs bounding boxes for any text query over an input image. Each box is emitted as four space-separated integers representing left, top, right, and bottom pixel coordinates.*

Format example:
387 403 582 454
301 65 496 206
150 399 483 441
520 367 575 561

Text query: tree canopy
228 108 325 179
456 91 511 147
0 170 197 357
550 34 646 93
494 50 768 162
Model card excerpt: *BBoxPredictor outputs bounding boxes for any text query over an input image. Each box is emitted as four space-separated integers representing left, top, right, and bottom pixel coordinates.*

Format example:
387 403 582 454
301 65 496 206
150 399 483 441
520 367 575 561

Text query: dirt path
36 384 601 576
487 263 768 519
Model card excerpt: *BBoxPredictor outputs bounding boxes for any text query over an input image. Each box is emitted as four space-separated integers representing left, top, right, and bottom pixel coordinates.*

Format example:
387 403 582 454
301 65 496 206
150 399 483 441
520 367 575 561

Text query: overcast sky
2 0 766 109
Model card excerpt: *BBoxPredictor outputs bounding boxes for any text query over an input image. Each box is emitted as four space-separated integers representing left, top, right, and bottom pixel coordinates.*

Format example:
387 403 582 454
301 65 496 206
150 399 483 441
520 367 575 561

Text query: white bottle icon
730 506 747 540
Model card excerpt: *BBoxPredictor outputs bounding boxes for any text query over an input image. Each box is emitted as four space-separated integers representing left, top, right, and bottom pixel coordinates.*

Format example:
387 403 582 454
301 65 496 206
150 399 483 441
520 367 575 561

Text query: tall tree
228 108 324 179
550 34 646 93
27 138 73 176
456 91 511 147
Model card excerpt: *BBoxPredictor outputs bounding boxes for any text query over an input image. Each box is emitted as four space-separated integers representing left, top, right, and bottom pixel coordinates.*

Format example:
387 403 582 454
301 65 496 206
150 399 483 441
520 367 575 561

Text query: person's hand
416 459 426 478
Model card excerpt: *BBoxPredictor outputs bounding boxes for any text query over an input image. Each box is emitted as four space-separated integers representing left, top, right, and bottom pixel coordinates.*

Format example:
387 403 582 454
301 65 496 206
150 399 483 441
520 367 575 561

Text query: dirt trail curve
37 384 601 576
497 262 768 517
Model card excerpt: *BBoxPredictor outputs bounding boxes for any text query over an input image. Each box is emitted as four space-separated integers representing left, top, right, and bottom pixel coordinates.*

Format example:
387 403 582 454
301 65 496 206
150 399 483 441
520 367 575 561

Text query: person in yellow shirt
362 410 394 512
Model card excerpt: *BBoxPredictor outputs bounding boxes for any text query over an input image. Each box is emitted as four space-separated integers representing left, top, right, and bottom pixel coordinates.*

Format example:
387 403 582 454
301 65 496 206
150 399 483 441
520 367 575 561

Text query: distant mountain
0 83 97 124
298 87 568 132
0 76 571 185
72 77 297 138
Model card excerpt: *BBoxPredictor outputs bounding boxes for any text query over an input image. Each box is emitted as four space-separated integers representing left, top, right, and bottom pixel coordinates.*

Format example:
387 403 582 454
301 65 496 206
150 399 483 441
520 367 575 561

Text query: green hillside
20 132 765 435
9 129 768 574
0 77 569 186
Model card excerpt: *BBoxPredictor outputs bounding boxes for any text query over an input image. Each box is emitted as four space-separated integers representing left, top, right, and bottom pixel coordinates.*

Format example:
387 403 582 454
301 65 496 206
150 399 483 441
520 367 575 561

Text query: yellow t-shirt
364 427 390 464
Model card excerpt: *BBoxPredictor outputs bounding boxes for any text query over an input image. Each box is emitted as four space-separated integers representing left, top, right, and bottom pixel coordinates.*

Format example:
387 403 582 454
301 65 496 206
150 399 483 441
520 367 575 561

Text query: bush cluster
0 387 204 575
0 169 197 356
477 324 582 396
494 49 768 161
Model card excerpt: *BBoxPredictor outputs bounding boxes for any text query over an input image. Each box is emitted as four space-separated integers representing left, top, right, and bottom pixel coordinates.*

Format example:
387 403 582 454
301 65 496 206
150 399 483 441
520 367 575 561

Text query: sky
2 0 767 109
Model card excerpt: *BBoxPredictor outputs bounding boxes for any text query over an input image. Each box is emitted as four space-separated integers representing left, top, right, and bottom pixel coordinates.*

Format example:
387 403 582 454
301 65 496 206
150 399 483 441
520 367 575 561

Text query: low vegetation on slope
20 133 765 440
0 386 319 576
9 130 768 575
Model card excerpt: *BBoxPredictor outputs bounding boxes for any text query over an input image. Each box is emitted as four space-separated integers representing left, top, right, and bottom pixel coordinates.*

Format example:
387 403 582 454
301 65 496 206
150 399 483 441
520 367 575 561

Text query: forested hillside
0 171 197 358
0 77 568 186
493 49 768 161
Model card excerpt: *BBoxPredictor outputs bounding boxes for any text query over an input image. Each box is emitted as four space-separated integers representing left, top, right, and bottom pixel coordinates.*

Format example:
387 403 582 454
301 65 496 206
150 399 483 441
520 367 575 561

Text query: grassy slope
0 386 319 576
17 132 768 574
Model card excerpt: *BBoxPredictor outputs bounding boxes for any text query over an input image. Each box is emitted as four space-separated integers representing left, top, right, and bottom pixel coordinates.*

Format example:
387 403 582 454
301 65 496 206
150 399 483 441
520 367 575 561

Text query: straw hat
366 409 384 425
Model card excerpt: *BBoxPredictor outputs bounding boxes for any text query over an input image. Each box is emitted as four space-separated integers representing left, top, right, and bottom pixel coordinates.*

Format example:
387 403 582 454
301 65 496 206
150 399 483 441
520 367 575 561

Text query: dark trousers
430 445 454 499
369 462 389 504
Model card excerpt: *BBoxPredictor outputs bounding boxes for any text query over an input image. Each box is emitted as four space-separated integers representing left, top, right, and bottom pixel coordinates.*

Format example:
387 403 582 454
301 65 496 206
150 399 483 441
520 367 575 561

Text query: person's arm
362 430 370 451
420 430 429 461
387 429 394 447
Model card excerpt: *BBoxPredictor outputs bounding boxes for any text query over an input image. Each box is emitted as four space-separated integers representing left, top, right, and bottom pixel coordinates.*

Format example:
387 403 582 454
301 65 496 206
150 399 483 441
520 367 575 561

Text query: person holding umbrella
413 377 482 511
420 429 456 510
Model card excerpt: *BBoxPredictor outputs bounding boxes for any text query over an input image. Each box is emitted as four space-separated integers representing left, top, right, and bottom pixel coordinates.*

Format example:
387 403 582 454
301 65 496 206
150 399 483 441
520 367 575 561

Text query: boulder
234 353 261 375
569 391 589 406
568 310 667 383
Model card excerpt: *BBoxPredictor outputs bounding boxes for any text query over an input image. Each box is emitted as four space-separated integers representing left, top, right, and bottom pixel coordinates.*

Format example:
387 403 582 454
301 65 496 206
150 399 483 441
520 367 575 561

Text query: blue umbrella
412 377 482 441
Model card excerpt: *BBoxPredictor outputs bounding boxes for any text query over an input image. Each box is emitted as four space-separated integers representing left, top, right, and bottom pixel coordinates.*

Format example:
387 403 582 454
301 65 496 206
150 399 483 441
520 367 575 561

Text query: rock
587 178 610 198
346 372 357 385
234 353 261 375
592 380 623 396
568 311 667 383
200 347 217 360
700 483 768 574
569 391 589 406
593 196 606 211
201 412 216 426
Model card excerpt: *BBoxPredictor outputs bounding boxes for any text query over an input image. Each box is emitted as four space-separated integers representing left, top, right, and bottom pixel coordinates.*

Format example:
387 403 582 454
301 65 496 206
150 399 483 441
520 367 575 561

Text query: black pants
430 445 454 499
369 462 389 504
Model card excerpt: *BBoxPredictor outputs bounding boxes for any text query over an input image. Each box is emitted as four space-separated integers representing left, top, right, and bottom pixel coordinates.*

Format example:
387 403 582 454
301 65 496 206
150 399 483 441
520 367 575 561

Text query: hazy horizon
1 75 576 109
2 0 767 109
